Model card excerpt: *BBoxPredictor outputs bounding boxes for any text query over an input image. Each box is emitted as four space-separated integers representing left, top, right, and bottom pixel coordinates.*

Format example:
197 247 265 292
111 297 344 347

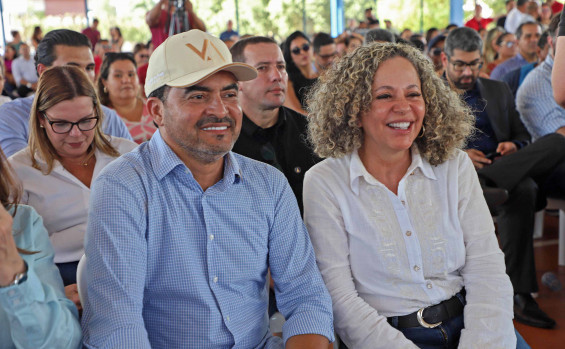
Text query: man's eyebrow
183 85 211 95
222 83 238 91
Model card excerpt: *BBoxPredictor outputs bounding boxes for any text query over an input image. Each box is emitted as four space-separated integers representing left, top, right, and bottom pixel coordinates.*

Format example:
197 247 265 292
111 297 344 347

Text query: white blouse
303 147 516 348
9 136 137 264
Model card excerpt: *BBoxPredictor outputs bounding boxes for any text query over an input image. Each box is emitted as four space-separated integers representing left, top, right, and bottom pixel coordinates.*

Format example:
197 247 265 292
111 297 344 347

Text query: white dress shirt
11 56 38 86
9 136 137 263
504 8 536 34
303 147 516 348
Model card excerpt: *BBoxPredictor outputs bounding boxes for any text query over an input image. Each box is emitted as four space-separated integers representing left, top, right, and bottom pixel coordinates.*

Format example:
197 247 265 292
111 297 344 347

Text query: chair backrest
76 254 88 308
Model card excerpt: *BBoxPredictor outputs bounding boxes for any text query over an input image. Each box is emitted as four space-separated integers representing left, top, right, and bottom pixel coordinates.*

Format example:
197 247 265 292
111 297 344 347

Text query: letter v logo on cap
186 39 226 62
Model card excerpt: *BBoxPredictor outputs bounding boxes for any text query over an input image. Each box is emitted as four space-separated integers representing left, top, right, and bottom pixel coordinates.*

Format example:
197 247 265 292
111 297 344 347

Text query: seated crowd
3 2 565 348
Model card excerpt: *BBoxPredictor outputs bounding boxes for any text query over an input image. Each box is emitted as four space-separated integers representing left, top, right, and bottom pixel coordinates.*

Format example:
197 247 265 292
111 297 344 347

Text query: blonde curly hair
307 42 474 166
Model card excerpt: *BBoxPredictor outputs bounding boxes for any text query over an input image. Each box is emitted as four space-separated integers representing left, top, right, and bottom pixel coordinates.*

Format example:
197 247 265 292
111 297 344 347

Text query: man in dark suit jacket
443 27 565 329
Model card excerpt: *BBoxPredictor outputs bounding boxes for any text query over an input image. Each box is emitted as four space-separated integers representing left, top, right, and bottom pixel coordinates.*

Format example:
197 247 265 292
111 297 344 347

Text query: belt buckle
416 307 442 328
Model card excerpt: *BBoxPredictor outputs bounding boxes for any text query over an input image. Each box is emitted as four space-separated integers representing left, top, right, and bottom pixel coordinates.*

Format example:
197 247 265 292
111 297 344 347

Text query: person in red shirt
465 4 494 31
145 0 206 49
81 18 101 50
548 0 564 15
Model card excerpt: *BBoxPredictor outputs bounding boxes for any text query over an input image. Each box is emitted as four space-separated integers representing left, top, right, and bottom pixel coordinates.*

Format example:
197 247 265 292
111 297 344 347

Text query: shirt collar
545 55 554 69
348 146 437 195
150 130 241 185
241 108 286 136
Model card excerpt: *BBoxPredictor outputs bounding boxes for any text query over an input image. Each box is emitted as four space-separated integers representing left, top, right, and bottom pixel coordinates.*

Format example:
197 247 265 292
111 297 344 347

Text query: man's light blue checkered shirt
81 130 334 348
517 55 565 141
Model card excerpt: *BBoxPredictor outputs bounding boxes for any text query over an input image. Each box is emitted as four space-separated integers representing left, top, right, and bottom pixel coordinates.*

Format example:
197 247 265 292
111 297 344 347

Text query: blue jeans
56 260 79 286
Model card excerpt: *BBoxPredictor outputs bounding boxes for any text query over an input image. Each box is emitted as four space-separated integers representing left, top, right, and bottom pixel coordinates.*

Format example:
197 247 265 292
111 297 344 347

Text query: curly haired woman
303 43 521 348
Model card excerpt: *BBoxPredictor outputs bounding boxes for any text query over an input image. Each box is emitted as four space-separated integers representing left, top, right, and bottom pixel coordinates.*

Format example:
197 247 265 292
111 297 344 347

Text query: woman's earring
418 124 426 138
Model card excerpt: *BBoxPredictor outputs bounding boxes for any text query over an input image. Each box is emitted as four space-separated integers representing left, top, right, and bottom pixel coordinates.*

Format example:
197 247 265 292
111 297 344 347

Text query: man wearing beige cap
82 30 334 348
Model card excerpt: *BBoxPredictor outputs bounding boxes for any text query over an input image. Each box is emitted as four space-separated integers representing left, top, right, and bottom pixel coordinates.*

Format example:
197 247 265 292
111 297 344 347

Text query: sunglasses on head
291 43 310 55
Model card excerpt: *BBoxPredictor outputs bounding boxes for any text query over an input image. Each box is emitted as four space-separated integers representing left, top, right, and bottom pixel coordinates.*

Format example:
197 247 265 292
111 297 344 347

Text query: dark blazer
476 77 531 146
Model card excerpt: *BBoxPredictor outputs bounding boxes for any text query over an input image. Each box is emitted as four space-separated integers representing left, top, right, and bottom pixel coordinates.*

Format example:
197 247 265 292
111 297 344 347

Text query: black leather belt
388 289 466 329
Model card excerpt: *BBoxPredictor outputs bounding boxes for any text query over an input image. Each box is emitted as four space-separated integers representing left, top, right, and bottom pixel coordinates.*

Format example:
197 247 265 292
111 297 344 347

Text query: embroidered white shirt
9 136 137 263
303 147 516 348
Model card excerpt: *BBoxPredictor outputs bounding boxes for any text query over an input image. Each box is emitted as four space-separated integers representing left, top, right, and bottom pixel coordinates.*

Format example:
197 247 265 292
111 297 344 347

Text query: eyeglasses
431 47 443 56
317 52 337 59
501 41 517 48
448 59 483 72
291 43 310 55
138 54 150 59
42 112 99 134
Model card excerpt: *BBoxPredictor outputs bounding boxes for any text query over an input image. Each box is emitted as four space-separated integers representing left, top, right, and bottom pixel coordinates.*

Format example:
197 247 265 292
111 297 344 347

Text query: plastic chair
76 254 88 307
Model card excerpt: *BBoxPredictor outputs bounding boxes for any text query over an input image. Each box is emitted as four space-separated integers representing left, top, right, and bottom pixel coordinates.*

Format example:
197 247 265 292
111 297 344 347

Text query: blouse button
413 265 420 271
427 282 433 289
406 231 412 236
401 200 406 205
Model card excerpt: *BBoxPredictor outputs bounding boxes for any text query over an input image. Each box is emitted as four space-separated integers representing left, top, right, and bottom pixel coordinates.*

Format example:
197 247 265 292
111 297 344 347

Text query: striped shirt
82 130 334 348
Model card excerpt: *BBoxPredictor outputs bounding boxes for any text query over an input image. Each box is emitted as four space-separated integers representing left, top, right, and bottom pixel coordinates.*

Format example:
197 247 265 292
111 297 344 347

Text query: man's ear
441 52 448 69
37 63 48 77
147 97 165 127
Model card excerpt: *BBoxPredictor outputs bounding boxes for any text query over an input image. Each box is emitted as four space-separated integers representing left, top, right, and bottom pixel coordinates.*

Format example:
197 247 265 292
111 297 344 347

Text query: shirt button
406 231 412 236
413 265 420 271
209 234 214 241
427 282 433 289
401 200 406 205
226 315 230 322
213 276 218 283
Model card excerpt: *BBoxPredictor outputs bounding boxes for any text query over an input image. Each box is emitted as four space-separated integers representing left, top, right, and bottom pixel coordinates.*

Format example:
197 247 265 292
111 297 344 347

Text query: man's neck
162 134 225 191
241 102 280 129
520 50 537 63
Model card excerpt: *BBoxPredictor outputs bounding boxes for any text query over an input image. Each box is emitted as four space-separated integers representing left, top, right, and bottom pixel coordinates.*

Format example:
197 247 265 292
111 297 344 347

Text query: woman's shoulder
10 204 42 236
305 155 351 183
106 136 138 154
8 147 34 168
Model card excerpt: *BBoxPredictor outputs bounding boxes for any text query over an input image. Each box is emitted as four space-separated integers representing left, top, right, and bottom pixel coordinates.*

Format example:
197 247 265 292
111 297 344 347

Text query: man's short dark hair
93 18 99 24
148 85 171 103
517 0 528 7
444 27 483 57
312 33 335 53
516 21 540 39
548 12 561 43
35 29 92 69
365 29 395 44
230 36 277 63
538 31 549 49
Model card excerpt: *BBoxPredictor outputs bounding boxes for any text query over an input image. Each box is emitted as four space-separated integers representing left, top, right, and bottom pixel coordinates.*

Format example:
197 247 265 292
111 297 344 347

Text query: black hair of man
93 18 99 24
445 23 458 31
365 28 395 43
34 29 92 70
230 36 278 63
10 30 19 38
548 11 561 44
538 31 549 49
517 0 528 7
516 21 540 39
148 85 171 103
444 26 483 57
312 33 335 54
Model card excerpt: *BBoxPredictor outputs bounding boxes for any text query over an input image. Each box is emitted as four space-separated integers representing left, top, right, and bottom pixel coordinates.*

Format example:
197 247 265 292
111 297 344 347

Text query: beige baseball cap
145 30 257 96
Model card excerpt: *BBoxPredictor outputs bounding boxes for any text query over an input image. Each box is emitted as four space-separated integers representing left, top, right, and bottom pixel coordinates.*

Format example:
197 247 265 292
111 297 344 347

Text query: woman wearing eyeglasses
97 52 157 144
484 32 518 77
283 31 319 115
8 66 137 295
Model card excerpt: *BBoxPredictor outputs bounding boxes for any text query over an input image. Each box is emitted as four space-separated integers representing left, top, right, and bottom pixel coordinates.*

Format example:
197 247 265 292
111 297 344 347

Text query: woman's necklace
64 152 95 168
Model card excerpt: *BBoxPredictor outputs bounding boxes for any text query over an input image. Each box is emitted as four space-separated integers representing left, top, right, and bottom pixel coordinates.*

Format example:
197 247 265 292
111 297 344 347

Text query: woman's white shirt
303 147 516 348
9 136 137 264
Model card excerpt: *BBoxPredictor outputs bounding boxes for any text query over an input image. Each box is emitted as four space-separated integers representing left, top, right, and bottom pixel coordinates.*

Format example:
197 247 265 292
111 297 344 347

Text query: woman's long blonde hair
28 65 119 174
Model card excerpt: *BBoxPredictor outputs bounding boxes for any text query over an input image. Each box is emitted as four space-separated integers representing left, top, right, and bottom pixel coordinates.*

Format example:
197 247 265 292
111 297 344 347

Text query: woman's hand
0 205 26 287
64 284 82 311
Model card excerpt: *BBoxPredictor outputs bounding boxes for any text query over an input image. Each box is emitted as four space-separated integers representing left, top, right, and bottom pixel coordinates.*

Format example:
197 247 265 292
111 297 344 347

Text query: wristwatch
0 262 28 288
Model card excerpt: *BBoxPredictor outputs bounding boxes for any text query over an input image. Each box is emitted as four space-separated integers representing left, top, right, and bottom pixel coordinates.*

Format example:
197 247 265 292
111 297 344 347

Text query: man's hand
65 284 82 311
496 141 518 156
286 334 330 349
0 205 26 287
465 149 491 169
